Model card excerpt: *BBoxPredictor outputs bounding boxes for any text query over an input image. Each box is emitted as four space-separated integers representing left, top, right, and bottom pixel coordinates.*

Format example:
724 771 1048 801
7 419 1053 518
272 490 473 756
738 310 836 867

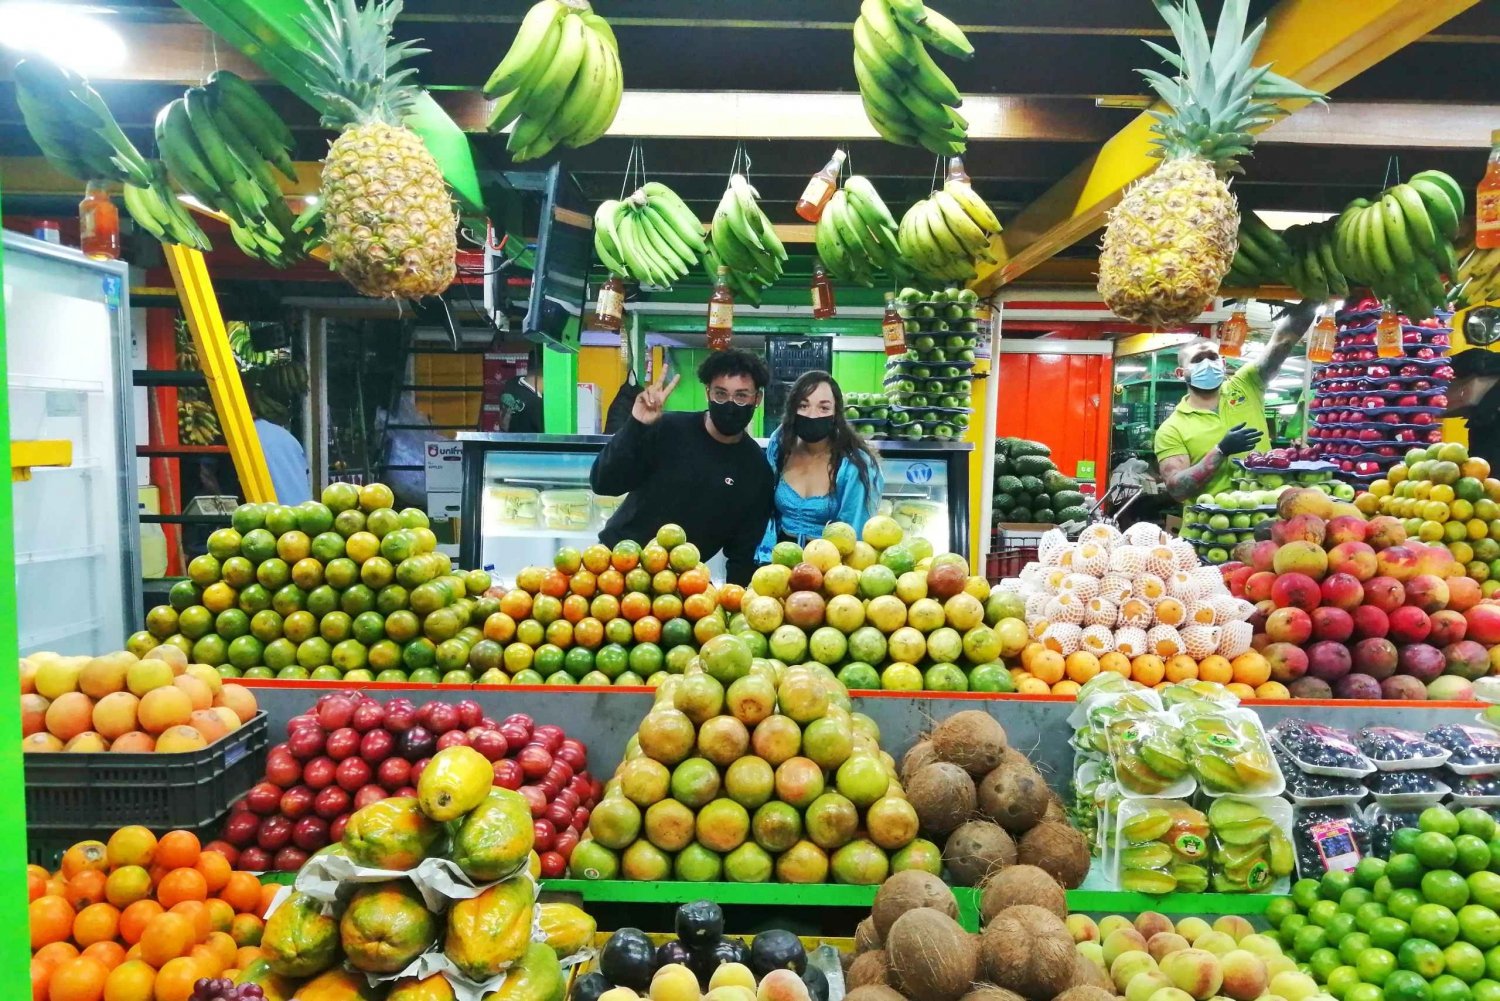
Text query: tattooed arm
1159 450 1226 502
1258 298 1319 383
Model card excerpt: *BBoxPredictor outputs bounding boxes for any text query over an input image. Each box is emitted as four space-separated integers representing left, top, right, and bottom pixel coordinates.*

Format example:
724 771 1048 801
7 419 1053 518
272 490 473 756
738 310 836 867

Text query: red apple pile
1219 490 1494 702
220 691 601 872
1309 298 1454 481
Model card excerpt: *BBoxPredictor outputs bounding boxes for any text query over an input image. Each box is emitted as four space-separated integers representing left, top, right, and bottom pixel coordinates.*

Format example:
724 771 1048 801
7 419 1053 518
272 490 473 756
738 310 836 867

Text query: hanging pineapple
1096 0 1324 327
297 0 457 299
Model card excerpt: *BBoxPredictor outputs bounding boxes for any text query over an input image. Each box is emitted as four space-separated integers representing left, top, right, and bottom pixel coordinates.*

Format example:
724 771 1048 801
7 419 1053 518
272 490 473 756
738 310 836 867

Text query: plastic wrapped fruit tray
1232 459 1340 473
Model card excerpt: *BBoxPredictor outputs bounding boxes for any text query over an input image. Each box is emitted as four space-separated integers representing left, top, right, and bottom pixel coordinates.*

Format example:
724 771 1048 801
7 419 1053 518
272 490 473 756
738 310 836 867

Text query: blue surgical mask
1187 357 1226 390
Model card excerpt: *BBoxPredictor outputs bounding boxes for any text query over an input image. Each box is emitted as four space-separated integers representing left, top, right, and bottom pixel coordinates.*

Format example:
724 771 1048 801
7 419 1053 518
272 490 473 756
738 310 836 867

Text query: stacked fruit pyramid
493 525 727 686
739 515 1033 693
1221 486 1497 701
878 287 980 441
845 391 896 438
220 690 600 873
1310 298 1455 484
21 644 258 755
1181 487 1281 566
572 632 929 884
1356 441 1500 593
1262 804 1500 1001
992 437 1090 526
28 826 276 1001
900 709 1091 890
1003 521 1270 695
246 744 595 997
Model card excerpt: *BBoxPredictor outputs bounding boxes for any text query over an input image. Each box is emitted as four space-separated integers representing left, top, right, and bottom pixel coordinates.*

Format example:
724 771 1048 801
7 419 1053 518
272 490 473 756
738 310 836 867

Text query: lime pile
1266 805 1500 1001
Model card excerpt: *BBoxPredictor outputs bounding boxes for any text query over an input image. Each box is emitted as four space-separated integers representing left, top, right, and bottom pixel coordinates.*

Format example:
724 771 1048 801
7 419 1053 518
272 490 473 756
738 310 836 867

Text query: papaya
452 789 535 882
294 967 387 1000
444 873 535 980
342 796 443 870
233 957 298 1001
260 890 340 978
418 745 495 821
490 941 566 1001
537 901 596 960
340 880 440 974
388 972 459 1001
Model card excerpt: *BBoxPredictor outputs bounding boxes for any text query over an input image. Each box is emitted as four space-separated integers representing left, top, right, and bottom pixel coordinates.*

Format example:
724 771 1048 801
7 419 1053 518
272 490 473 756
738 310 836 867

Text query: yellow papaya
418 745 496 822
452 789 535 882
537 901 596 960
340 880 440 974
444 873 535 980
389 972 459 1001
490 941 565 1001
261 890 340 978
294 967 387 1000
234 957 298 1001
342 796 443 871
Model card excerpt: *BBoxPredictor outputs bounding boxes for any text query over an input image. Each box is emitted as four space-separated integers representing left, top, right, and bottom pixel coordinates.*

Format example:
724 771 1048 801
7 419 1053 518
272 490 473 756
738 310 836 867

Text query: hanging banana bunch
897 175 1001 283
1334 171 1463 320
1223 211 1294 289
120 163 213 251
593 182 706 286
852 0 974 155
13 58 152 186
814 175 905 286
1279 219 1349 302
707 175 787 305
484 0 623 161
1457 246 1500 307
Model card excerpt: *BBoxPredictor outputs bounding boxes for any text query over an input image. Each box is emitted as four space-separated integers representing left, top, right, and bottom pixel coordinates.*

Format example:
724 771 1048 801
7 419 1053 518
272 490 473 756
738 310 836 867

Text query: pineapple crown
298 0 429 129
1140 0 1324 175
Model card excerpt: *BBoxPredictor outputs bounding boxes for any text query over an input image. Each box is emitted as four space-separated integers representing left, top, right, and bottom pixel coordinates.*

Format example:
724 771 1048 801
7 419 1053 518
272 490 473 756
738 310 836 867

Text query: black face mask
794 414 835 443
707 398 755 436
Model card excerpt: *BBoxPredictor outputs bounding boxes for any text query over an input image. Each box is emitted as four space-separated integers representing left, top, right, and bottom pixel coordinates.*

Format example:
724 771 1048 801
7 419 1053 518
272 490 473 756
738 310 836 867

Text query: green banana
903 5 973 59
943 180 1001 233
547 21 610 146
1412 170 1464 217
485 0 568 97
517 13 586 125
1409 177 1460 242
1389 184 1437 256
183 86 267 221
1381 193 1417 269
858 0 920 71
207 70 297 181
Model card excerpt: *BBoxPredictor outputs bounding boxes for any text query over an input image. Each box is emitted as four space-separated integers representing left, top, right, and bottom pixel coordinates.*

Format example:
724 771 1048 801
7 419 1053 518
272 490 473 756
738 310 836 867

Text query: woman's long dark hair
774 370 879 499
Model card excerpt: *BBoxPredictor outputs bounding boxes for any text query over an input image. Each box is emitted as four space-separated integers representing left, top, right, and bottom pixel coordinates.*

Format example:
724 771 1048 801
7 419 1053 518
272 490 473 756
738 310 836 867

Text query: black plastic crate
765 335 834 419
27 814 229 867
24 712 268 833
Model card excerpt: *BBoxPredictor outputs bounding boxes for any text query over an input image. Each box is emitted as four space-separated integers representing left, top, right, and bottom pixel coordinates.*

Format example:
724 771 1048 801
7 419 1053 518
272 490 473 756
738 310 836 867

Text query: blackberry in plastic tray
1270 718 1374 774
1357 726 1451 769
1293 805 1369 879
1364 769 1448 796
1426 725 1500 769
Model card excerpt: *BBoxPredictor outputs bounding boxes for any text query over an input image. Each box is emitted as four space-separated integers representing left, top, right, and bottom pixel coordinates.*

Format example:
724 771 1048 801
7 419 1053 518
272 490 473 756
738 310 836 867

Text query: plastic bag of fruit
1114 798 1210 895
1105 711 1194 798
1180 708 1283 797
1206 795 1294 893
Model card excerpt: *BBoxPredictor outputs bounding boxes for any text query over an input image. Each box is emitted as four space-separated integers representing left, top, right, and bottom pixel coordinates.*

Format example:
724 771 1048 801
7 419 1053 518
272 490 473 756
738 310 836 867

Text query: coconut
886 908 978 1001
1041 795 1068 827
960 988 1027 1001
978 864 1066 922
846 988 907 1001
930 711 1007 777
856 916 882 953
980 906 1075 1001
872 869 958 939
975 760 1049 833
942 821 1017 887
907 762 976 836
1055 988 1116 1001
1067 954 1114 994
1017 821 1090 889
848 951 891 990
999 746 1031 770
902 739 939 783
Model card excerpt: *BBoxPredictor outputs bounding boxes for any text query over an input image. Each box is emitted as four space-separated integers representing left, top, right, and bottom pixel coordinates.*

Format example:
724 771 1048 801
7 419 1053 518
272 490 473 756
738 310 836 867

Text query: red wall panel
994 352 1112 489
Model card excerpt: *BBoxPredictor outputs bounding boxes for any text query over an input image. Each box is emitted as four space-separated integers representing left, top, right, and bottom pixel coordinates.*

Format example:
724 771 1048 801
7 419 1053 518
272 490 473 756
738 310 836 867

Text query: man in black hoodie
590 349 774 584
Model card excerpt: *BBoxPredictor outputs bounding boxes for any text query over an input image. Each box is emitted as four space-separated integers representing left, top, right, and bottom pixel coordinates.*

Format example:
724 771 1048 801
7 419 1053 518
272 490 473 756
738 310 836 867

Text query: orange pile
29 826 275 1001
1011 642 1290 700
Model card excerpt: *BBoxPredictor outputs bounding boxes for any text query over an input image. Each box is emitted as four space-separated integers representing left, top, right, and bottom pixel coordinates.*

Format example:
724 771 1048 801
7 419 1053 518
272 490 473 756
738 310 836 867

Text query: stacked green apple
1264 805 1500 1001
130 481 496 682
845 392 894 439
1182 487 1286 565
883 286 980 441
731 515 1030 692
569 632 932 884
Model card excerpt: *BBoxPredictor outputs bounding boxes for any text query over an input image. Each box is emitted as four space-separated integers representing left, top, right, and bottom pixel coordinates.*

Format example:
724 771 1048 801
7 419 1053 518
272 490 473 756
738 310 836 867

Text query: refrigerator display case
4 232 141 654
456 432 970 583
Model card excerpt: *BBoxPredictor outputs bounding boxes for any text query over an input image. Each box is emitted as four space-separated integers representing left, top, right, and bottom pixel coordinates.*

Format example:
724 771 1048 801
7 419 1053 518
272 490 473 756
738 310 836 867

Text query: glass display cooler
456 432 971 583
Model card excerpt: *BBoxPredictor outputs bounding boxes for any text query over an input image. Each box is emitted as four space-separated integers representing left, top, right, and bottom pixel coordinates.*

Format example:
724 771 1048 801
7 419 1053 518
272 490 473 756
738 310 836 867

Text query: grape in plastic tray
1357 726 1453 772
1425 725 1500 774
1269 718 1376 778
1363 768 1450 809
1280 751 1368 807
1445 769 1500 806
1106 711 1195 798
1293 805 1368 878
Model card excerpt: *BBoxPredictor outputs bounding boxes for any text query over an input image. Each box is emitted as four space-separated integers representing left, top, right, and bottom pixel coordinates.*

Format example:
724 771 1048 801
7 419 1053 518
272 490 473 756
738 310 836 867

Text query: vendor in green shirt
1155 300 1317 502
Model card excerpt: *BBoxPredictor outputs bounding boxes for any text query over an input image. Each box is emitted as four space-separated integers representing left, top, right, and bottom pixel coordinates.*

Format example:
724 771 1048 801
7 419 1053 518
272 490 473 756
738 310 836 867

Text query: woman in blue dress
756 370 884 561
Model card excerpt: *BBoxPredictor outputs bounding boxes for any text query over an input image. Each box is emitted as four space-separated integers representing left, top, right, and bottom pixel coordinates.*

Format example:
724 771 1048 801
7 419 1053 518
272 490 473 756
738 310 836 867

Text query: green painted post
0 180 32 983
542 317 579 434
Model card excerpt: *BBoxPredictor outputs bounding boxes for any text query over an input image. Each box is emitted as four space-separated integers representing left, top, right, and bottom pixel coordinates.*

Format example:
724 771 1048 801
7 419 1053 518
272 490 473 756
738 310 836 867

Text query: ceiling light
0 2 125 72
1254 210 1336 230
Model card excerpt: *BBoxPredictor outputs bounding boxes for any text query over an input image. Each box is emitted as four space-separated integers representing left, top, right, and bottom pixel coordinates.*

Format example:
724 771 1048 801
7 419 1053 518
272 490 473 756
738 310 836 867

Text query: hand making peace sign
632 365 680 425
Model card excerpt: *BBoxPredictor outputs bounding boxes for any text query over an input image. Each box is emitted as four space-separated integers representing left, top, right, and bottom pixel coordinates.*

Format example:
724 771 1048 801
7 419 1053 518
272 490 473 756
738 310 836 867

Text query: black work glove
1218 423 1263 455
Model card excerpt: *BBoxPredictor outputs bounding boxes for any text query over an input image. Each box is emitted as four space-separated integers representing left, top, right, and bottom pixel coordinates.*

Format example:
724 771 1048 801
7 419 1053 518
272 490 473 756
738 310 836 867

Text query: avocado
675 900 724 946
571 972 611 1001
750 929 808 978
601 928 657 989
